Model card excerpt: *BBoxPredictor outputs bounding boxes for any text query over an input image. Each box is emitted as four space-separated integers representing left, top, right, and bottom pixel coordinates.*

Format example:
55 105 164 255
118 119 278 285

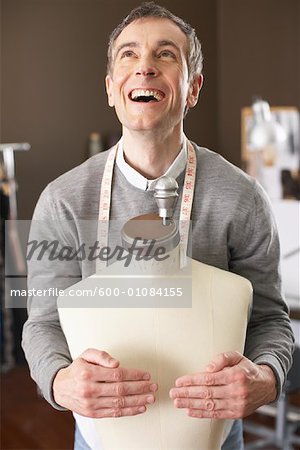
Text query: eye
120 50 136 59
158 50 176 59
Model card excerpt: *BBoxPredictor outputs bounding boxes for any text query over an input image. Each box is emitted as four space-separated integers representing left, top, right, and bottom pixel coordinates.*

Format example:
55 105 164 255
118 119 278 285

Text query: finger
94 366 151 382
173 397 229 411
93 393 155 409
94 381 158 397
76 363 151 384
187 408 236 420
175 370 231 388
169 385 233 400
82 405 148 419
205 351 243 372
80 348 120 368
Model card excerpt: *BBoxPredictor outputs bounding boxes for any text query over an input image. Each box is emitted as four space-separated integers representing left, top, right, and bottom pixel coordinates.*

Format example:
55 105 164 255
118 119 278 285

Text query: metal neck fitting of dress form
121 176 179 258
153 176 179 226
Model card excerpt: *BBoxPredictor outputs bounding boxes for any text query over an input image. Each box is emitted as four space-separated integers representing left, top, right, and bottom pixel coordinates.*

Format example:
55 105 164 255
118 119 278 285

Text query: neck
122 125 185 179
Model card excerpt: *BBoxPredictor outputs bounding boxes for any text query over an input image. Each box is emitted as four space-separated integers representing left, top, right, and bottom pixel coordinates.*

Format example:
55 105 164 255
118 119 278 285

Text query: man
22 2 294 449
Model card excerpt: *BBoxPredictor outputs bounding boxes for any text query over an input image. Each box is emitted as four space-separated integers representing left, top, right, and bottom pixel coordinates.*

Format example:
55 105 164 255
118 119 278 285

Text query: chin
125 118 163 132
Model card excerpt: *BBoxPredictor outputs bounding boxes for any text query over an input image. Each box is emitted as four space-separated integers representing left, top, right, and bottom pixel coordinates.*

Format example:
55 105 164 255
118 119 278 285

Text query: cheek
169 69 189 97
112 64 131 84
112 72 130 102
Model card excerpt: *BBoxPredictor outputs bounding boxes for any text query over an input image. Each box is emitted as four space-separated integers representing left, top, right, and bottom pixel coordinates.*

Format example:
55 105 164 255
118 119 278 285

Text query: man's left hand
169 351 277 419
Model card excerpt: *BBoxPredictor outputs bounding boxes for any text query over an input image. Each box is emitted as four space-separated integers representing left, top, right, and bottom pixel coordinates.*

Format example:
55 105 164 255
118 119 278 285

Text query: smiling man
22 3 294 450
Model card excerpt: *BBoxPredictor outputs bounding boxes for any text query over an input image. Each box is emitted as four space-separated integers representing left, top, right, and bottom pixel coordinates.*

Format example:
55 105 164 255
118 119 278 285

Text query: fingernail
169 389 175 398
109 357 117 364
146 395 154 403
143 373 150 380
175 398 181 407
206 363 215 371
150 383 157 392
139 406 146 412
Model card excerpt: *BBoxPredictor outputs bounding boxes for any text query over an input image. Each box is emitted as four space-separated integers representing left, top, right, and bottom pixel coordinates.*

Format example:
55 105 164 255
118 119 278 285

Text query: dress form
57 177 253 450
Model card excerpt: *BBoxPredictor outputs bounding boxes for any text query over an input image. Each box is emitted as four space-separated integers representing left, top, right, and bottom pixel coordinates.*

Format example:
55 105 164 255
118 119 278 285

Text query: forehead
113 17 188 53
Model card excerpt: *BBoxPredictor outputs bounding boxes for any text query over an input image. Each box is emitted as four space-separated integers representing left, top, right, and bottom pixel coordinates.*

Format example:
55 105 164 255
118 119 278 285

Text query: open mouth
129 89 165 103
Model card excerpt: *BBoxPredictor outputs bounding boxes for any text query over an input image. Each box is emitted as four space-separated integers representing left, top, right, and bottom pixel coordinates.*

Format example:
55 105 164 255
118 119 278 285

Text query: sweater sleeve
22 185 81 410
229 180 295 399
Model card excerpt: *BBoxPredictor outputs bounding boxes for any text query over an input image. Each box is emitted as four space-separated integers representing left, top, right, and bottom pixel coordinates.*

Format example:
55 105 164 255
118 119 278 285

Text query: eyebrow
114 39 181 59
157 40 181 53
114 42 139 59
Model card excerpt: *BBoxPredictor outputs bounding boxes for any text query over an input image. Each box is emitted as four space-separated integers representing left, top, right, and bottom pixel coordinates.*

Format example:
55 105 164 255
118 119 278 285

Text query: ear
105 74 115 107
187 74 203 108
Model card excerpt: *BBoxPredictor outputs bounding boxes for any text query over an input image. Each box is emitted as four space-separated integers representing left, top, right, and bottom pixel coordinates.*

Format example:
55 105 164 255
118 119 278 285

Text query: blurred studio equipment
0 142 30 371
87 132 122 159
241 99 300 200
248 98 288 198
249 98 287 148
88 132 103 158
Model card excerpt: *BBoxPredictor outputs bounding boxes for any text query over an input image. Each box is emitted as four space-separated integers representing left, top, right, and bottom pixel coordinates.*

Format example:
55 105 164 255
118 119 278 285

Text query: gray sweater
22 143 294 410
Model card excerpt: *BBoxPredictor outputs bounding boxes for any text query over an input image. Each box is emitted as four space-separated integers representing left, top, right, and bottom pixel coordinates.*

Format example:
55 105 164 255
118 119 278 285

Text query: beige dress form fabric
58 257 252 450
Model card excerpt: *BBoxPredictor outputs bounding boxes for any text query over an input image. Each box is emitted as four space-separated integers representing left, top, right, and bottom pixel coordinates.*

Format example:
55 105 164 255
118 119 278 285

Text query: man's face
105 17 202 133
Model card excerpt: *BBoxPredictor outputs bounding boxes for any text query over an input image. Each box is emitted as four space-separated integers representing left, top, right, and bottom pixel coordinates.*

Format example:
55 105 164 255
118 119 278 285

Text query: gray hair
107 2 203 80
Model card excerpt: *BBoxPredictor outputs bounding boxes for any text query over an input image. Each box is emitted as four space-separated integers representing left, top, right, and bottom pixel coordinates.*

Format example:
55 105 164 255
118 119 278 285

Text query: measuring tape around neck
97 141 197 271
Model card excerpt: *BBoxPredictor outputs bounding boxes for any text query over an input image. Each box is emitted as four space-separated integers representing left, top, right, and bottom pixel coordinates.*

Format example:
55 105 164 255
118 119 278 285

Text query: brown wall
1 0 299 219
217 0 300 166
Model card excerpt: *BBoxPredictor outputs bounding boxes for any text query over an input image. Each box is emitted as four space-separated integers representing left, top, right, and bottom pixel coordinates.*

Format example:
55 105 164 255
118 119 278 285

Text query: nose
135 66 157 76
135 55 158 77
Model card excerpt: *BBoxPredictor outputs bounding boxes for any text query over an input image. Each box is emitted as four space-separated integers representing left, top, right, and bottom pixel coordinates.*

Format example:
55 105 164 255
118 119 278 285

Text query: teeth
130 89 163 101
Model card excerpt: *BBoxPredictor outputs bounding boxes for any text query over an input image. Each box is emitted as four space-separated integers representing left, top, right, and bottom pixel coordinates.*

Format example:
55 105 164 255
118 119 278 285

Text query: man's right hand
53 348 157 418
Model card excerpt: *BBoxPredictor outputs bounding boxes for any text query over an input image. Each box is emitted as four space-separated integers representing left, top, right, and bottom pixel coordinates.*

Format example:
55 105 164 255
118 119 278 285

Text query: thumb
205 351 243 372
80 348 120 368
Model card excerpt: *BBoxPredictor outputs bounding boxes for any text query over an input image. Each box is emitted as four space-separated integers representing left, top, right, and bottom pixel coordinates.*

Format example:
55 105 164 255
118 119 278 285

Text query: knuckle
204 374 214 385
112 408 122 418
205 399 215 411
204 388 212 399
212 411 220 419
115 383 126 396
134 395 142 406
183 388 190 398
241 372 248 384
237 387 249 400
143 383 151 393
113 396 125 408
80 369 91 381
133 369 141 379
112 368 124 382
235 371 247 384
79 386 92 398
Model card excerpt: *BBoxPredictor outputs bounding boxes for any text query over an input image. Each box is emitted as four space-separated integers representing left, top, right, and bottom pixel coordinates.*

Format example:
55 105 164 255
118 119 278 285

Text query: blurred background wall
1 0 299 218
